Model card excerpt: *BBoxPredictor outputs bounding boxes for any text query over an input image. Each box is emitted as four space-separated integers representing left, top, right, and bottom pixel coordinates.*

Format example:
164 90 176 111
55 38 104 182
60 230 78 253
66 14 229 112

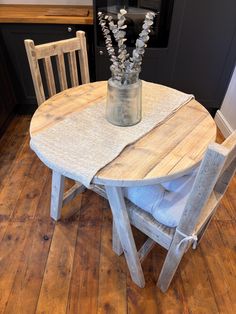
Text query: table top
0 5 93 25
30 81 217 187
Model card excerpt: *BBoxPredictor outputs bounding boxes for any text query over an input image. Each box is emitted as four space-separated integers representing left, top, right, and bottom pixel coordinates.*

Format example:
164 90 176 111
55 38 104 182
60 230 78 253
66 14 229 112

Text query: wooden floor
0 116 235 314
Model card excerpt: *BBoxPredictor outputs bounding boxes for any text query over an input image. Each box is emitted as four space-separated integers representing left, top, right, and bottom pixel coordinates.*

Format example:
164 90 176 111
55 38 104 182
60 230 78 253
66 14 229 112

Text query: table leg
105 186 145 288
50 170 65 220
112 220 123 256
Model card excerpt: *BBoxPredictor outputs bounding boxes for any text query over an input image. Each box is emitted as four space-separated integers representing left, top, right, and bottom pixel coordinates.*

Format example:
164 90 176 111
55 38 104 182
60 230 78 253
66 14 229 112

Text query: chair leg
196 215 213 247
157 235 187 292
112 220 123 256
105 186 145 288
50 170 65 221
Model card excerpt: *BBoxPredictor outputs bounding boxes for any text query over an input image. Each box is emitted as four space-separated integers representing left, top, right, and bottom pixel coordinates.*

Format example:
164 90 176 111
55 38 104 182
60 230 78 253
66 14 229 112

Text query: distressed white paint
215 65 236 136
0 0 92 5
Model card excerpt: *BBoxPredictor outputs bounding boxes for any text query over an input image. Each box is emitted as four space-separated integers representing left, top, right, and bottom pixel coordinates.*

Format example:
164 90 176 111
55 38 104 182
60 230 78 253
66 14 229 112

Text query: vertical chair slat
215 132 236 194
215 159 236 194
68 51 79 87
42 57 56 97
55 53 68 90
76 31 90 84
24 39 45 106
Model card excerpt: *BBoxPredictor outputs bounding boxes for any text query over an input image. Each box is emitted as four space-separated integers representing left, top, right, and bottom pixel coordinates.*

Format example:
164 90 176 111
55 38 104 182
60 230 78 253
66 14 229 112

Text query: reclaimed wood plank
180 249 220 313
55 54 68 91
0 221 8 242
0 138 35 219
4 220 55 314
68 51 79 87
0 116 30 163
217 220 236 288
30 82 105 136
36 38 80 60
76 31 90 84
66 191 102 314
0 4 93 24
0 221 31 313
11 158 49 221
42 56 56 96
34 173 52 221
215 175 236 221
200 221 236 313
36 222 78 314
97 204 127 314
127 229 161 314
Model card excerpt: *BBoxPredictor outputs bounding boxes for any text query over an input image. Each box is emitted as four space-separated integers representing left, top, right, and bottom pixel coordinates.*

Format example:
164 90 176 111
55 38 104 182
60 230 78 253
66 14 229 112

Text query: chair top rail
34 37 81 59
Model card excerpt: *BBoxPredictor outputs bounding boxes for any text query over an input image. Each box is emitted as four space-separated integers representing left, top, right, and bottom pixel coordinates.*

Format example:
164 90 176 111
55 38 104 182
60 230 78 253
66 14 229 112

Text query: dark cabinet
0 23 94 113
0 36 16 134
93 0 236 114
170 0 236 112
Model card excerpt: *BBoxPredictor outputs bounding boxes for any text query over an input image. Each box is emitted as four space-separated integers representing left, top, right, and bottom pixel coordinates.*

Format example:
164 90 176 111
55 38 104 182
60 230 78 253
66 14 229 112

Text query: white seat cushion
124 171 197 228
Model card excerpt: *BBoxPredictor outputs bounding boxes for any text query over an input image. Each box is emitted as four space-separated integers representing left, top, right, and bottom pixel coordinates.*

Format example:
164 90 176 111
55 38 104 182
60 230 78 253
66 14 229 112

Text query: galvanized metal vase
106 76 142 127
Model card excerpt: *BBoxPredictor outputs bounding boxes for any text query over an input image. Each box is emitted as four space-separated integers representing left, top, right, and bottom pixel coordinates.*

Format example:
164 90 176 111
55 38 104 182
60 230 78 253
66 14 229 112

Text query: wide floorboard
0 116 235 314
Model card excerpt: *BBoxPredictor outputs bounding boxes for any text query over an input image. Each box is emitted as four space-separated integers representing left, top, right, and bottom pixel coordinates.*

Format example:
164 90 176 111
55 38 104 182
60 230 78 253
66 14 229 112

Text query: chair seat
124 171 197 228
126 199 175 250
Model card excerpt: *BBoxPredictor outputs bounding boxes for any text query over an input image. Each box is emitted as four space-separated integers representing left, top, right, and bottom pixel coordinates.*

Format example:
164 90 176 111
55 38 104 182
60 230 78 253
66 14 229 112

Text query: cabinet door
170 0 236 110
0 37 16 133
0 24 93 114
95 47 110 81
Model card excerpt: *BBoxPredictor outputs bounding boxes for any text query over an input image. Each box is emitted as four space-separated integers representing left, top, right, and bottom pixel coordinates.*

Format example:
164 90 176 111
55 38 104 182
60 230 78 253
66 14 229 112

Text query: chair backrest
24 30 90 106
177 130 236 236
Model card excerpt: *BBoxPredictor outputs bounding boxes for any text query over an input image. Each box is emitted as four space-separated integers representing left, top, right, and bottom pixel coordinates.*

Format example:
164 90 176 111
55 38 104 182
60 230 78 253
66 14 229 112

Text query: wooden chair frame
108 131 236 291
25 31 90 220
25 30 90 106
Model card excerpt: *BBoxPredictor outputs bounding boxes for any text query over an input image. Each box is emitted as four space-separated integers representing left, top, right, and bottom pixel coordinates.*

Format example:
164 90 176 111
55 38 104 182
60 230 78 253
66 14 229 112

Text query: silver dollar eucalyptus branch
98 10 156 85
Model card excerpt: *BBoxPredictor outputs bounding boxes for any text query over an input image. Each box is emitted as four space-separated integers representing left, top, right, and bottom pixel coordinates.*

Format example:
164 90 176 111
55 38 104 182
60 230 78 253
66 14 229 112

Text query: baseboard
214 110 234 138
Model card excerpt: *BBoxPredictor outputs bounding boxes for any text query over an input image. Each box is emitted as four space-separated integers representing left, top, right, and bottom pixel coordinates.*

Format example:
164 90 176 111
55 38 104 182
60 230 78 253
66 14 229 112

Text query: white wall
215 64 236 137
0 0 92 4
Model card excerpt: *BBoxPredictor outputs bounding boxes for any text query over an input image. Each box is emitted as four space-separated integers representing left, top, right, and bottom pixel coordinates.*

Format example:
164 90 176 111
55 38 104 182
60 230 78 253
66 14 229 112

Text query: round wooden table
30 81 217 287
30 81 217 187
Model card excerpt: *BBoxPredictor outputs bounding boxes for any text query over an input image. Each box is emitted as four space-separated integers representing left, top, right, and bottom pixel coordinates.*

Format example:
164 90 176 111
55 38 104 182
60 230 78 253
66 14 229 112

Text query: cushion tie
175 229 198 253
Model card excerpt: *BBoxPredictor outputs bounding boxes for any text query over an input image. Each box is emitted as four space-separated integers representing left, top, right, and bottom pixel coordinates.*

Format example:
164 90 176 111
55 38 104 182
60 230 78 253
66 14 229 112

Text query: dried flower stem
97 12 118 66
130 11 156 73
98 9 156 85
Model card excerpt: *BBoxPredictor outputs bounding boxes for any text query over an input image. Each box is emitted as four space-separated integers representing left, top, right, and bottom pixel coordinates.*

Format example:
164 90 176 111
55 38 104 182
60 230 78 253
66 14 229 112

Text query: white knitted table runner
30 81 194 187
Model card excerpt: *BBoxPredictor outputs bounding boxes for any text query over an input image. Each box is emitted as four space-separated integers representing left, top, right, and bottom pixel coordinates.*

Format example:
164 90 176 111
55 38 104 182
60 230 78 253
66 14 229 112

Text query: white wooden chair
109 131 236 291
25 31 90 220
